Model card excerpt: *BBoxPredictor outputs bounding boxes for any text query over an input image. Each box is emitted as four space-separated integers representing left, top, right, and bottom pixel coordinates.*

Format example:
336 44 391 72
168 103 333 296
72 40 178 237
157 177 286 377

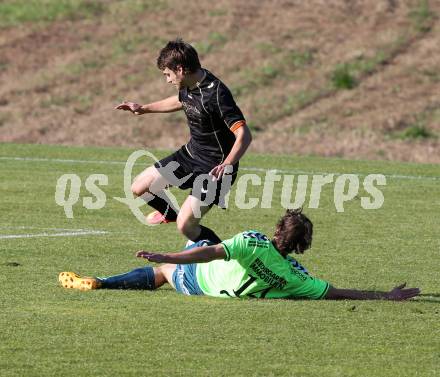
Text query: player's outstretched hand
136 250 166 263
115 101 144 115
386 283 421 300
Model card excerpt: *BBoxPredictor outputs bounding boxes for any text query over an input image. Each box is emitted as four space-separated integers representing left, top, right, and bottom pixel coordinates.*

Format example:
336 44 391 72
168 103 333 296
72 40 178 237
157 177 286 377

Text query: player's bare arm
115 95 182 115
325 283 420 301
136 243 226 264
209 124 252 180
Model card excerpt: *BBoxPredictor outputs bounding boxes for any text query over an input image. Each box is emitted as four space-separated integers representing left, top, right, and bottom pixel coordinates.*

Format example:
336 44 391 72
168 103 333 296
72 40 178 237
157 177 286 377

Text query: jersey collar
188 69 207 91
195 69 207 87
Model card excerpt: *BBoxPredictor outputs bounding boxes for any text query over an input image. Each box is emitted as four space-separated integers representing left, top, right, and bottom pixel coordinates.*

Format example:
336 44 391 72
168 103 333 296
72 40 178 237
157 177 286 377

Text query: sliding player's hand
115 101 144 115
209 163 232 181
386 283 421 300
136 250 166 263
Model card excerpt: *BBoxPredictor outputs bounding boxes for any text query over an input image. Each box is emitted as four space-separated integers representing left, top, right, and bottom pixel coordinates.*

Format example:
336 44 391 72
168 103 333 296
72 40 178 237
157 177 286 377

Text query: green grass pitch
0 143 439 377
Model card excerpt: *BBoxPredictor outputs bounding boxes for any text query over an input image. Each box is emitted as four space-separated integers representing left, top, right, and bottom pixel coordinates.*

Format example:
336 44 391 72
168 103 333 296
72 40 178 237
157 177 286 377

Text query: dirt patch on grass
1 0 439 163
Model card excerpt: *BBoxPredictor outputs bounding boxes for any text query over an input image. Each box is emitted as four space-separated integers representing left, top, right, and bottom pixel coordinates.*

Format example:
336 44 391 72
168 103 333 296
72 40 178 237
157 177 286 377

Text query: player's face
162 67 185 89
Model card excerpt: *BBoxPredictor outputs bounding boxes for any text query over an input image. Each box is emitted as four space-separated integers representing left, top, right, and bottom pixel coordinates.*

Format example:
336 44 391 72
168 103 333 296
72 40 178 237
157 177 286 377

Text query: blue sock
99 266 156 290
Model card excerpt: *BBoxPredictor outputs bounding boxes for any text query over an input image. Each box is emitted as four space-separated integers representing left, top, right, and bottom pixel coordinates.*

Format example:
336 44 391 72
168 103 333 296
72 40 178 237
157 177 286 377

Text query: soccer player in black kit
116 39 252 244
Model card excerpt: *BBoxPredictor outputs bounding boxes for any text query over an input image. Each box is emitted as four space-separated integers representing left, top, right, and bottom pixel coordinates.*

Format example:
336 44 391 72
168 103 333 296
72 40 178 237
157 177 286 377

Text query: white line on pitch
0 230 108 240
0 226 102 231
240 166 440 181
0 156 126 165
0 156 439 181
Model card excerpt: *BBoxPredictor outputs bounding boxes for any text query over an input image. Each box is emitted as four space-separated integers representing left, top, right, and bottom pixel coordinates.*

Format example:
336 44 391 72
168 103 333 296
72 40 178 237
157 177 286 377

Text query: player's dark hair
157 38 201 74
273 208 313 255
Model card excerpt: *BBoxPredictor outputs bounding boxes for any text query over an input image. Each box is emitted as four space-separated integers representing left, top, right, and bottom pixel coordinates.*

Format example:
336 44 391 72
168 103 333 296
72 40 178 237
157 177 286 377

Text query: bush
398 124 434 140
331 64 358 89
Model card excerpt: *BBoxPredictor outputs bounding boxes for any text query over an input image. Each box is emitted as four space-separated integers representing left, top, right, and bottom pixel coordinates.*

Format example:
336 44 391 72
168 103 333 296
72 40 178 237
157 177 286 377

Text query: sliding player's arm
115 95 182 115
324 283 420 301
136 244 226 264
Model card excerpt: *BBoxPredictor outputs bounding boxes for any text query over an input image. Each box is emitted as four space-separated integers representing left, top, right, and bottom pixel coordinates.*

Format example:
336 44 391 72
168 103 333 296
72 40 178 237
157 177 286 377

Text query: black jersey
178 69 245 166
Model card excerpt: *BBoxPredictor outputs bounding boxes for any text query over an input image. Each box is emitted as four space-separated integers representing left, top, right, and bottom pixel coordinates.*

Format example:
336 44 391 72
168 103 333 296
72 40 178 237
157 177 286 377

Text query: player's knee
176 217 187 233
153 267 167 288
131 182 145 197
131 178 154 197
176 217 196 237
131 167 158 196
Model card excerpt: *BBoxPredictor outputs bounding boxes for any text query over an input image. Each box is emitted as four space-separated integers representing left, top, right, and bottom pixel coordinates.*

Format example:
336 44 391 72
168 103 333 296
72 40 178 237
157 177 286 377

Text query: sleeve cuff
221 242 231 261
317 282 330 299
230 120 246 133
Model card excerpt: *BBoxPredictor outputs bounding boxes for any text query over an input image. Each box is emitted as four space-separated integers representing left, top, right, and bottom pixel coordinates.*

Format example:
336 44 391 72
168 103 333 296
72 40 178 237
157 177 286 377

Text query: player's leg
175 164 239 242
132 165 179 223
131 165 167 197
98 266 157 290
59 242 211 292
59 266 168 291
176 195 221 243
155 264 176 288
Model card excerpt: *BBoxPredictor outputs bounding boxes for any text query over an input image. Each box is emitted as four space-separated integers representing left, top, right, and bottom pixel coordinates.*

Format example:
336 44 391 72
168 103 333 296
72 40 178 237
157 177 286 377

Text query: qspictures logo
54 150 386 223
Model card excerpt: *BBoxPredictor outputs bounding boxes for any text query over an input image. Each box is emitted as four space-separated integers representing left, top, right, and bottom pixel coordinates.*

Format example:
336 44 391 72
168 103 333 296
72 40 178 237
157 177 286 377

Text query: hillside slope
0 0 439 162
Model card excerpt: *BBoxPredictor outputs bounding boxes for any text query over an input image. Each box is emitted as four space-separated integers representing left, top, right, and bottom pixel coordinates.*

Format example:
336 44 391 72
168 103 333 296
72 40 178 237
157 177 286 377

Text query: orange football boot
58 272 101 291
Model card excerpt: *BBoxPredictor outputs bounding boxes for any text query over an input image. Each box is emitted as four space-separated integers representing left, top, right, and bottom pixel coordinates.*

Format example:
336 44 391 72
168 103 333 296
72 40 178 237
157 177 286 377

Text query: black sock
147 195 178 221
192 225 222 243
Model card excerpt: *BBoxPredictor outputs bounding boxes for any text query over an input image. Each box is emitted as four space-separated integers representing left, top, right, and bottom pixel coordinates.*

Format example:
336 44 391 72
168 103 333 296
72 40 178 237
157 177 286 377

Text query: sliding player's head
157 38 201 89
273 208 313 256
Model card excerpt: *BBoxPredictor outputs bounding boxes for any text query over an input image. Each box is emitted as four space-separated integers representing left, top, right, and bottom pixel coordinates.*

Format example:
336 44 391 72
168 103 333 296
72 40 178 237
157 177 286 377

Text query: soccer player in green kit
59 209 420 301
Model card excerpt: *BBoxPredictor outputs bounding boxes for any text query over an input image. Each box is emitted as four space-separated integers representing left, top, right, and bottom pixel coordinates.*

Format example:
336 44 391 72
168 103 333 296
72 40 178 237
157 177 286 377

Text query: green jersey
195 231 330 299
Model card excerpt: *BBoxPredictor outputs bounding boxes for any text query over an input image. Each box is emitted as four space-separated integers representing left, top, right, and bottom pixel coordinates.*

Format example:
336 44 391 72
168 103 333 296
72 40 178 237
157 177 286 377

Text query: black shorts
153 146 238 207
